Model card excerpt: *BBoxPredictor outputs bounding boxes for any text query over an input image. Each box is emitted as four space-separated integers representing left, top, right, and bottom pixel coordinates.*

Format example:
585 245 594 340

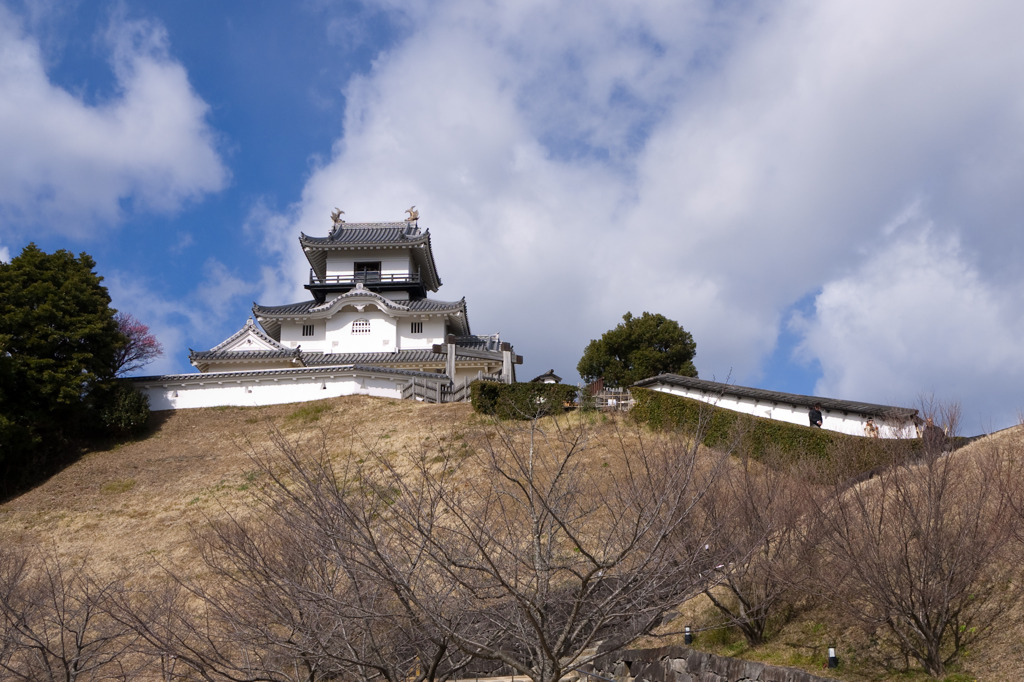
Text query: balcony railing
309 270 421 286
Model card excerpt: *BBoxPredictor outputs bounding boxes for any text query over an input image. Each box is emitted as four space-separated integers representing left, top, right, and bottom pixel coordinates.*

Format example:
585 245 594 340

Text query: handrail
309 270 422 285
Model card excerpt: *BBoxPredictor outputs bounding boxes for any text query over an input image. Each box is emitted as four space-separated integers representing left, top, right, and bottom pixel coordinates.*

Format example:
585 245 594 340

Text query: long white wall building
633 373 920 438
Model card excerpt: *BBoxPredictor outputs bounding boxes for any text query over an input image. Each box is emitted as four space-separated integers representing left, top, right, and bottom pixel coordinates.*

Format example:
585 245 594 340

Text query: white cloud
0 244 9 263
0 5 227 237
794 220 1024 433
106 259 257 376
247 0 1024 428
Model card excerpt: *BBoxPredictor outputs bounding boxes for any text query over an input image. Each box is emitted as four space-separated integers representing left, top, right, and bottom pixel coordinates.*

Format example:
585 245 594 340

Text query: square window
411 321 423 334
301 324 315 337
354 261 381 283
352 319 371 334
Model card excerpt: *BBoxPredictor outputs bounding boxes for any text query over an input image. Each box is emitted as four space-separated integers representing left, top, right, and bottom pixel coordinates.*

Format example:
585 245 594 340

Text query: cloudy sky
2 0 1022 434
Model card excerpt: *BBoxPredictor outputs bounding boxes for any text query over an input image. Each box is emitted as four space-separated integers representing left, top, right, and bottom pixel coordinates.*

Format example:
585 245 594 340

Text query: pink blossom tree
112 312 163 376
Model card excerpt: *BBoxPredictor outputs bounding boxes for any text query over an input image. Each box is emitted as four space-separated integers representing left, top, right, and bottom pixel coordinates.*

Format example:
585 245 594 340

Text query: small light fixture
684 625 693 645
827 645 838 668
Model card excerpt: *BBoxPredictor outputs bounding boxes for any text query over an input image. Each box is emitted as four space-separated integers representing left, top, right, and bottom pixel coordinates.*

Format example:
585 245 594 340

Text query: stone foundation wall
579 646 839 682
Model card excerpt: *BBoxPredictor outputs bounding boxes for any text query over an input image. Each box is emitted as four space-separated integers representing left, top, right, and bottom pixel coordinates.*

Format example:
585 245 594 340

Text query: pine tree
0 244 124 495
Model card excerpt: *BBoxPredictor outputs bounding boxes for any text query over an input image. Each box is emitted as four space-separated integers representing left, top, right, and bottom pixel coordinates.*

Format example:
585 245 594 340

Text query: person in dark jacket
809 403 823 428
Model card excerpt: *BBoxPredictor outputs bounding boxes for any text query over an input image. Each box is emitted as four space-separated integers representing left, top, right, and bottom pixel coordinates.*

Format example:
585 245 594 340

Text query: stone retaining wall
579 646 839 682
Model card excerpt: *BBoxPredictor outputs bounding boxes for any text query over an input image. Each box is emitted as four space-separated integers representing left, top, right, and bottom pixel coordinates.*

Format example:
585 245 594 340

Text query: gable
207 318 289 354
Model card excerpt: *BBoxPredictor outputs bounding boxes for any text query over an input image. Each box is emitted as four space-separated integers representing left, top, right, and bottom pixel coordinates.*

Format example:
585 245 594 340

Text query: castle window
411 321 423 334
301 324 315 337
352 319 371 334
354 261 381 283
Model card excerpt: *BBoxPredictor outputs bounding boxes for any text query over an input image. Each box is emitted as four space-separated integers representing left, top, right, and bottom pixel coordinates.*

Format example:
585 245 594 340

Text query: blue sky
2 1 1023 434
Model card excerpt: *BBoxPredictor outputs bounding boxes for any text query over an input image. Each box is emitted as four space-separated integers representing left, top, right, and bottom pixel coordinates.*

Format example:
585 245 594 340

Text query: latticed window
411 321 423 334
301 324 315 337
352 319 371 334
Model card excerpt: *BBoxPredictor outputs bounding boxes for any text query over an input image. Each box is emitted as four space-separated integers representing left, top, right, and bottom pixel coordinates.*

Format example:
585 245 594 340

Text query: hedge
629 388 918 473
470 382 579 420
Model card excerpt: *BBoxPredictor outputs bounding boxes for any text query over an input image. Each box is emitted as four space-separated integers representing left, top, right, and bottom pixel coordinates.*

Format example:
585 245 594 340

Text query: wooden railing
309 270 421 286
403 373 503 404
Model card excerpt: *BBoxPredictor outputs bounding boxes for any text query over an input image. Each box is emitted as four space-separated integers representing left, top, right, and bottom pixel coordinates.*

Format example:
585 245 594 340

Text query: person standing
864 418 879 437
809 403 823 428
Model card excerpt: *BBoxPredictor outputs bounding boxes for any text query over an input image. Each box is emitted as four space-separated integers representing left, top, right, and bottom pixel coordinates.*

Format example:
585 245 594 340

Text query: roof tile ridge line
333 288 412 311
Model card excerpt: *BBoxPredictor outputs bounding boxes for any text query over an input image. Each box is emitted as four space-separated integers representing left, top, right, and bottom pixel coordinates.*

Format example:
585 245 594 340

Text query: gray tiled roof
190 349 300 362
633 373 918 419
252 293 466 318
407 298 466 312
306 347 501 366
452 335 502 351
299 222 426 246
252 300 321 316
133 364 449 384
189 345 503 370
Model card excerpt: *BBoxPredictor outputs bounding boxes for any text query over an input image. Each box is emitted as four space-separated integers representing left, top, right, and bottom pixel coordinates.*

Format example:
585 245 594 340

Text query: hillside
0 397 479 576
1 396 1021 680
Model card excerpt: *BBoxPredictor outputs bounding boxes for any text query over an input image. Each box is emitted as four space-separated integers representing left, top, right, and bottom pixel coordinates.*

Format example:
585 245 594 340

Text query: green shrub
470 382 578 420
98 381 151 437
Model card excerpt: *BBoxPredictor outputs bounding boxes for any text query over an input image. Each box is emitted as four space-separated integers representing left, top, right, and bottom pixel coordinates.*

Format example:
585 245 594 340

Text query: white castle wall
647 383 917 439
135 369 423 411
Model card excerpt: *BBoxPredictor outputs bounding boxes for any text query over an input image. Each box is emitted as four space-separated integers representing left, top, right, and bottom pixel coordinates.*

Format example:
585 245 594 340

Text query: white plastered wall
280 319 327 351
325 250 414 279
136 371 409 411
647 384 917 439
398 316 446 350
320 306 395 353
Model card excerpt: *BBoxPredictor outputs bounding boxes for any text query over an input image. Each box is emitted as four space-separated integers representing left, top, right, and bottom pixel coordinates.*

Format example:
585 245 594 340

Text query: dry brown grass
0 396 475 579
0 398 718 579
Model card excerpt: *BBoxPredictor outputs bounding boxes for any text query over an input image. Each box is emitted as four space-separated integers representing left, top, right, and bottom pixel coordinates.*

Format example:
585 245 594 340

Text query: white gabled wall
277 309 449 355
326 306 396 352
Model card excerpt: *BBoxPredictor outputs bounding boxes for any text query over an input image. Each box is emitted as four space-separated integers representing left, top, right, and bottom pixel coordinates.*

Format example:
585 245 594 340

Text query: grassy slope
1 396 1020 680
641 425 1024 681
0 397 476 578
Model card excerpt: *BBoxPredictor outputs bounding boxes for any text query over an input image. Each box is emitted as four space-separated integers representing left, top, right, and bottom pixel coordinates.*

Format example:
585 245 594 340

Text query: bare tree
0 549 139 681
812 432 1021 677
700 453 820 645
345 416 728 682
118 427 472 682
120 407 726 682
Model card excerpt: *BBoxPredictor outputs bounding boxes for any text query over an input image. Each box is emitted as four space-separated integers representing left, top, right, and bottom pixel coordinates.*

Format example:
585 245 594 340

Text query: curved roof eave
254 290 467 322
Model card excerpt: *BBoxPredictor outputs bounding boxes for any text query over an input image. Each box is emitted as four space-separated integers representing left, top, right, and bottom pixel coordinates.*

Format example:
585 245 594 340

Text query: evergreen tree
0 244 124 495
577 311 697 388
